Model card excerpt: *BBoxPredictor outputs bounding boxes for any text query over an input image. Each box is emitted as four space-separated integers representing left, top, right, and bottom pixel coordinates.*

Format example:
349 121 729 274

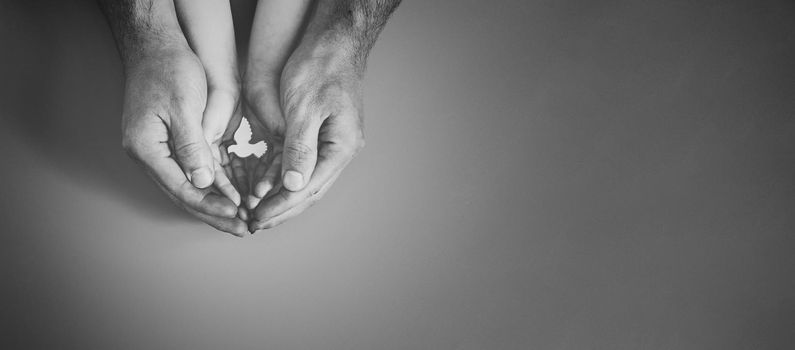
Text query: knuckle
284 142 314 164
315 82 340 103
174 140 204 159
282 100 307 121
304 93 327 114
281 85 302 110
282 87 325 119
277 190 291 203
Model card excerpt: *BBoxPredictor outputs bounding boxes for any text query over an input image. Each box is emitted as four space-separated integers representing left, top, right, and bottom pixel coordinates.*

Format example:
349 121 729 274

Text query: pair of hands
121 22 365 236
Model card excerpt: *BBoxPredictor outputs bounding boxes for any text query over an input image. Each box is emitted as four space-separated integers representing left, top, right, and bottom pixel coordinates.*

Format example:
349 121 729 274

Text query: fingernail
190 168 213 188
283 170 304 191
222 204 238 219
246 195 261 210
232 223 246 238
254 181 273 198
238 207 249 221
229 191 241 207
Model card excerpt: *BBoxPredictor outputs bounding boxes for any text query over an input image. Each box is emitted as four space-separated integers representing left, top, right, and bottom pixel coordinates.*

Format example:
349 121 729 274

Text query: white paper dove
228 118 267 158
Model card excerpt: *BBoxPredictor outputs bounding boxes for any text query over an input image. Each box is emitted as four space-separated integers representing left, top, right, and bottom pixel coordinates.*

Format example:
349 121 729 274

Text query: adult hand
248 38 366 230
121 45 247 236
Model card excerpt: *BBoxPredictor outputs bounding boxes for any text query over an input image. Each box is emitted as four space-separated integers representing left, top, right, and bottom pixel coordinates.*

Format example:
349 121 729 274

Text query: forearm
98 0 188 69
302 0 402 71
174 0 239 90
246 0 314 83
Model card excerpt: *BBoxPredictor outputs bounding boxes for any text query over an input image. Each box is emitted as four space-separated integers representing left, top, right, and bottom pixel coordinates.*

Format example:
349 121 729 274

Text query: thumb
172 112 216 189
281 114 322 192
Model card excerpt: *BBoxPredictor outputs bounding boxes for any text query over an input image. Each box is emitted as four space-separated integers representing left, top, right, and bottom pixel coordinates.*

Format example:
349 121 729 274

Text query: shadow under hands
0 0 190 222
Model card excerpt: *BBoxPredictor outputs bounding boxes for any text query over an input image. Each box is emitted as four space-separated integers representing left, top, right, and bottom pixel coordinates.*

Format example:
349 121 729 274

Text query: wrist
100 0 189 70
243 60 282 93
300 0 400 72
300 6 375 73
121 37 192 73
295 29 365 76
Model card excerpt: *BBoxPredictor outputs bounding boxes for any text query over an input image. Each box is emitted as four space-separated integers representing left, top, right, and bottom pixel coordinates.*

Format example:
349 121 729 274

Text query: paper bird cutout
228 118 267 158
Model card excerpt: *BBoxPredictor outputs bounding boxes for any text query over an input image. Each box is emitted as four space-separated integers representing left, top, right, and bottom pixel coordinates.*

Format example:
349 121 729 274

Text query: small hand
249 40 366 230
242 79 286 211
121 45 246 236
241 0 314 216
174 0 247 226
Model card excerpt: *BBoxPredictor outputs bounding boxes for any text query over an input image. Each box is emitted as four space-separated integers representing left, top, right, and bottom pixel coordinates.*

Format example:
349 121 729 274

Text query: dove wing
234 118 253 145
228 144 252 157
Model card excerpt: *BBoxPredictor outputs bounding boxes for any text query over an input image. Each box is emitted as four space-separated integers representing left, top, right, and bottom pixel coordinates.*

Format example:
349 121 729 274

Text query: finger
252 157 270 195
251 171 340 231
202 89 239 155
140 151 239 219
178 196 248 237
220 144 247 204
125 115 238 219
252 139 354 226
154 179 247 236
247 159 269 210
208 115 242 206
245 155 259 188
171 108 217 189
281 113 322 191
238 206 250 223
188 208 247 237
230 153 249 198
250 154 282 209
220 145 235 184
213 161 240 206
253 113 364 223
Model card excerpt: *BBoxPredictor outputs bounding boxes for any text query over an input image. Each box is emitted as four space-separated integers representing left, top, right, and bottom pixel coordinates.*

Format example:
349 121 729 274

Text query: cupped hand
121 45 246 236
173 0 244 222
247 40 366 231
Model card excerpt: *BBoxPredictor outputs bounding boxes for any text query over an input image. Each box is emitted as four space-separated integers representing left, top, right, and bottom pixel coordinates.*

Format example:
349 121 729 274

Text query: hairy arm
250 0 402 230
304 0 402 71
97 0 247 235
97 0 188 69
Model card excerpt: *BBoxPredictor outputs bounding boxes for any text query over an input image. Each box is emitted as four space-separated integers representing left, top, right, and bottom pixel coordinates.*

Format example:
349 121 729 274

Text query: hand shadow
0 0 188 222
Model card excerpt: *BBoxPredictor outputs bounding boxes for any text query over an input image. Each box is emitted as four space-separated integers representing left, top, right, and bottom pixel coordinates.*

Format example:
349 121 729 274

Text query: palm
228 85 286 210
121 47 246 235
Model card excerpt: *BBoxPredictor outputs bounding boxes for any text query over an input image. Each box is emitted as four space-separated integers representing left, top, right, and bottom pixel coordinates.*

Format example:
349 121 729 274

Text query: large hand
242 0 400 231
121 45 247 236
249 40 366 230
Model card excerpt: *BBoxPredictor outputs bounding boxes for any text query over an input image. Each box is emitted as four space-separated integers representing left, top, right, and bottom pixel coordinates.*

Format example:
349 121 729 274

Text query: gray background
1 0 794 349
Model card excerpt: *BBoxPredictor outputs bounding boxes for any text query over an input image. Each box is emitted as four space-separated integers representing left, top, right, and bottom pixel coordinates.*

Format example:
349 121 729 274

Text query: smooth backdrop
1 0 794 349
